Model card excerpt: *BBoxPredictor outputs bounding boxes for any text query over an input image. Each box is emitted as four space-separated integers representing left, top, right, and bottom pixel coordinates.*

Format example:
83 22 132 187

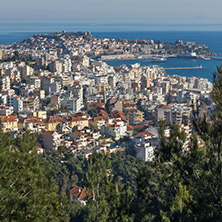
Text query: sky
1 0 222 24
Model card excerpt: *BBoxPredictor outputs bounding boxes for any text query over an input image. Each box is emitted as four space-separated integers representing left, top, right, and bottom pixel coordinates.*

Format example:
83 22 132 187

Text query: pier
164 66 202 70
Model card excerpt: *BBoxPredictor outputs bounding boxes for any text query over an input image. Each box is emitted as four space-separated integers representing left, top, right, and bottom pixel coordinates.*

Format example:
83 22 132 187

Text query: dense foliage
0 133 69 221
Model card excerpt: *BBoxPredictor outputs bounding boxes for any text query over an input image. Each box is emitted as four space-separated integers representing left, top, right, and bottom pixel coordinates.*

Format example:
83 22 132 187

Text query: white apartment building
61 97 82 113
101 120 127 140
43 131 61 150
136 142 155 162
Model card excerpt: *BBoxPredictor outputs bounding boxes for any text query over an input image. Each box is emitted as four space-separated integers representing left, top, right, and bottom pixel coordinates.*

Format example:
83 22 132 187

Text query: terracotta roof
44 131 55 135
123 103 136 107
47 116 64 123
138 131 155 137
70 186 87 198
25 116 43 124
112 110 127 122
133 125 145 129
70 117 88 122
87 136 94 140
1 115 18 122
127 125 134 130
124 109 136 113
93 117 104 121
88 102 105 107
156 104 170 109
98 110 109 120
104 124 120 128
75 112 87 116
73 131 87 136
27 97 35 100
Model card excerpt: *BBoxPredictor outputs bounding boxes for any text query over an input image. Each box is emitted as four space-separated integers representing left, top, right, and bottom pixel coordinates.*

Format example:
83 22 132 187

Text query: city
1 30 221 221
0 31 213 161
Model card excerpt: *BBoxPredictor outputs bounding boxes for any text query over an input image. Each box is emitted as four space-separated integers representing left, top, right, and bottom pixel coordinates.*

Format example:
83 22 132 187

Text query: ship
177 52 197 59
151 57 167 62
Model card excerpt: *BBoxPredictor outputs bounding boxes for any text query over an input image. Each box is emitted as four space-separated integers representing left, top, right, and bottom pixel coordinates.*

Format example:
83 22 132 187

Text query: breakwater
164 66 202 70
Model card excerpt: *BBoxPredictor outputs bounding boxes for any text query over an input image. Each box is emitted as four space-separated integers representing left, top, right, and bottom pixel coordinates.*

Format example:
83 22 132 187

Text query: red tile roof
27 97 35 100
73 131 87 136
44 131 55 135
70 117 88 122
70 186 87 198
1 115 18 122
25 116 43 124
127 125 134 130
98 110 109 120
47 116 64 123
138 131 155 137
112 110 127 122
93 117 104 121
88 102 105 107
75 112 87 116
123 109 136 113
123 103 136 107
104 124 120 128
156 104 170 109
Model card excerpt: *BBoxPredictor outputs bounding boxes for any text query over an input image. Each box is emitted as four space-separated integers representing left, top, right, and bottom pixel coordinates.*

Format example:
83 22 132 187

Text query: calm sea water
0 22 222 80
106 58 222 82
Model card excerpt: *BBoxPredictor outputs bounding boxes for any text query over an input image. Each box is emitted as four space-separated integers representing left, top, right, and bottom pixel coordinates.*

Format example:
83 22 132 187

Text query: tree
84 152 135 222
85 152 111 221
0 132 69 221
156 121 186 162
12 51 20 61
189 66 222 220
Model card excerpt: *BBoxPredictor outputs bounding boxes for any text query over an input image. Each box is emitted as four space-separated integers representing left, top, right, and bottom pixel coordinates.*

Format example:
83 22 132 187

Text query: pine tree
0 132 69 221
189 66 222 220
85 152 111 221
84 152 135 222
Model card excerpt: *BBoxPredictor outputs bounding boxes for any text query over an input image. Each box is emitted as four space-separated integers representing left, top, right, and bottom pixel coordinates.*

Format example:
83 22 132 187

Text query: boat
177 52 197 59
151 57 167 62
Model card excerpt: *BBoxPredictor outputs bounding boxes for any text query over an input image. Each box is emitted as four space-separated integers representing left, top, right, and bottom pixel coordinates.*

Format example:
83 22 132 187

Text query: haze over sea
1 22 222 81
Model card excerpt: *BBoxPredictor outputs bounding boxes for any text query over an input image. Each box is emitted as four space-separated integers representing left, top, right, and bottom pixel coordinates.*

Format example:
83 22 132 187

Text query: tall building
0 76 11 91
12 95 23 112
108 75 116 87
82 55 90 67
141 75 150 89
63 55 72 72
49 82 61 95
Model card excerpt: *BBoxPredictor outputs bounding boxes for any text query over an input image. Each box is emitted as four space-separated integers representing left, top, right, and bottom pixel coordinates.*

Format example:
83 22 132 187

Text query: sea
1 22 222 81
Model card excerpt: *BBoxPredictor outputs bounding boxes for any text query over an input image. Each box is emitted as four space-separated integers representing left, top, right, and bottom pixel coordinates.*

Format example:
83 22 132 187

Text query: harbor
106 57 222 81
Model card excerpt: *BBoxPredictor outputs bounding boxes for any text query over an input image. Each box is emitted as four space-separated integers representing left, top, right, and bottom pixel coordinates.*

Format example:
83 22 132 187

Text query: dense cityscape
0 31 213 158
1 31 222 221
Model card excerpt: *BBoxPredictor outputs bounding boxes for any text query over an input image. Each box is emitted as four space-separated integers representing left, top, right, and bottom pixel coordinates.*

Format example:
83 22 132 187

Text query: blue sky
1 0 222 23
